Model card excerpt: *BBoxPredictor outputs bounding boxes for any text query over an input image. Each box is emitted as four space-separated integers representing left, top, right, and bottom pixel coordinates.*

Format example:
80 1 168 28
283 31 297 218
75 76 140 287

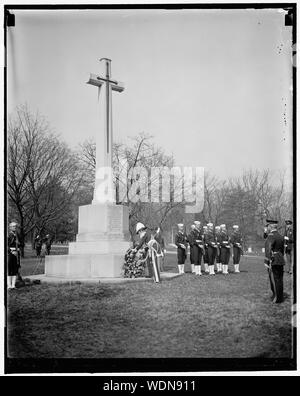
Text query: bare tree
8 105 83 245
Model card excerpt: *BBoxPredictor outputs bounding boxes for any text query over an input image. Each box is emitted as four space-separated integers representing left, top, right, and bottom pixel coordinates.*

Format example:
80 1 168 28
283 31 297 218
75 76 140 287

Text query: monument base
45 253 126 278
45 203 131 279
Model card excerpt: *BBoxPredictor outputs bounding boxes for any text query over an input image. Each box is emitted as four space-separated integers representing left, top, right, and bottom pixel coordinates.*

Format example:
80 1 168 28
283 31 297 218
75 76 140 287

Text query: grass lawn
7 253 294 359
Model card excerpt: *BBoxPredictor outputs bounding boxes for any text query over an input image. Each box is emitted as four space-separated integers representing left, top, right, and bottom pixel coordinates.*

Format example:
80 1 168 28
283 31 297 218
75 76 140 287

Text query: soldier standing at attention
34 235 43 258
205 223 217 275
175 224 188 274
202 225 210 274
187 224 196 274
215 226 222 273
220 224 230 274
191 221 204 276
7 222 20 289
284 220 293 274
264 220 285 303
230 225 243 273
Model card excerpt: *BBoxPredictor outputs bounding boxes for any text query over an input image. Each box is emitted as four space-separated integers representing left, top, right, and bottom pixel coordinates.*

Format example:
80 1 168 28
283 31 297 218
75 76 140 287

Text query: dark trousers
7 253 19 276
268 265 284 303
177 247 186 264
216 248 220 263
203 248 209 264
207 246 216 265
233 247 241 264
192 245 203 266
220 247 230 264
286 249 293 273
189 246 194 264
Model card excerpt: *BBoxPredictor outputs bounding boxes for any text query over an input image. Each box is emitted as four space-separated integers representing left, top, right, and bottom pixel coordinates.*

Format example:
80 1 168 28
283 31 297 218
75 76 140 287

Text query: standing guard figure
191 221 204 276
202 225 209 274
204 223 217 275
175 223 188 274
284 220 293 274
220 224 230 274
264 220 285 303
187 224 196 273
7 222 20 289
230 225 243 273
215 226 222 273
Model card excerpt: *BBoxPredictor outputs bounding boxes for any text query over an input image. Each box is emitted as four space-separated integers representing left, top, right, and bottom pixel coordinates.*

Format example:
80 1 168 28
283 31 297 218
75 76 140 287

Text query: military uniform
8 231 19 276
265 228 285 303
204 228 217 275
189 227 204 275
284 222 293 274
175 230 188 274
34 236 43 257
215 228 222 272
230 229 243 273
187 227 195 273
202 227 209 273
219 229 230 274
44 235 52 255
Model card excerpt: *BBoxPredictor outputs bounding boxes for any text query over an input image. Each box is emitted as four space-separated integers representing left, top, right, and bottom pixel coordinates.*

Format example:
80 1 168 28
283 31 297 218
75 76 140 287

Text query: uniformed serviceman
284 220 293 274
155 227 166 272
264 220 285 303
175 223 188 274
230 225 243 273
34 234 43 258
187 224 196 274
202 225 210 274
204 223 217 275
219 224 230 274
7 222 20 289
215 226 222 273
192 221 205 276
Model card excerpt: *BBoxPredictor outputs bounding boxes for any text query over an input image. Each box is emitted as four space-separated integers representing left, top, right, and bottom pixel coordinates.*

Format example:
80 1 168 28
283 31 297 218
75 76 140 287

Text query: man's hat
285 220 292 225
233 225 239 229
207 223 213 227
177 223 184 228
194 221 201 225
266 219 278 225
9 221 17 227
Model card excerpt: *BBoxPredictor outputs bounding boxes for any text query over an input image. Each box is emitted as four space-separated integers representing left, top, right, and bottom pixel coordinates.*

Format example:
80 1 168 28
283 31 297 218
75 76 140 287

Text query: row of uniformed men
175 221 243 276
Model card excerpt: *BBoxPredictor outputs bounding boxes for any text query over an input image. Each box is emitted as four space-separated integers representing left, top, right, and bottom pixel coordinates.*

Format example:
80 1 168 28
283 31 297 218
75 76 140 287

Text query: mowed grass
7 253 294 358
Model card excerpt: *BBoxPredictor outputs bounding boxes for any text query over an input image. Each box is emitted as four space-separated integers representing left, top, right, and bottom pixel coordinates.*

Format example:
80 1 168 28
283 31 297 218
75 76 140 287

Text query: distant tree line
7 106 293 253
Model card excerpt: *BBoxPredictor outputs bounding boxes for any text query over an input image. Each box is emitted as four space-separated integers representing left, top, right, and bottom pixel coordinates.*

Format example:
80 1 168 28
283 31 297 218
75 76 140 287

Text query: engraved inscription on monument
108 206 122 234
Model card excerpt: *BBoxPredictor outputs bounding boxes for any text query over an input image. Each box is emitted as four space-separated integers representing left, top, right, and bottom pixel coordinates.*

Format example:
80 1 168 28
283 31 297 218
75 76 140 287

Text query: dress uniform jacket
204 230 217 265
175 231 188 264
285 228 293 253
264 230 285 303
230 231 243 264
189 228 204 266
7 231 19 276
219 231 230 264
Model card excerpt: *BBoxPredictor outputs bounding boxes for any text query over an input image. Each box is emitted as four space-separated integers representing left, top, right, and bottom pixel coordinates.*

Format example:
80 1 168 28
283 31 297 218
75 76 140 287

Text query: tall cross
87 59 124 204
87 58 124 169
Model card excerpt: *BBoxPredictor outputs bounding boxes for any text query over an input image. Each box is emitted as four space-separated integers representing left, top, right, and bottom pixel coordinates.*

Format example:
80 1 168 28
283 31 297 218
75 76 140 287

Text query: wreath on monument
123 248 148 278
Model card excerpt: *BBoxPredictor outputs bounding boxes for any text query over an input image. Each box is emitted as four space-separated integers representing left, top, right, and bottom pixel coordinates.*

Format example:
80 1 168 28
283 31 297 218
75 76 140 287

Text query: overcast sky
7 8 293 183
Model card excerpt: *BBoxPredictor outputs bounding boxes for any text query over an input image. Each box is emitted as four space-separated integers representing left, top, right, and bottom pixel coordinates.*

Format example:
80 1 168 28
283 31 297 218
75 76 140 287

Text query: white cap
194 221 201 225
215 226 220 229
9 222 17 227
136 222 146 233
233 225 239 229
220 224 226 228
177 223 184 227
207 223 213 227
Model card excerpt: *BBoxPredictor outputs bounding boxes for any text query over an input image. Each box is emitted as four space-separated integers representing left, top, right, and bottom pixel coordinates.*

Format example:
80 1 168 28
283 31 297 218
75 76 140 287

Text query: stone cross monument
45 59 130 279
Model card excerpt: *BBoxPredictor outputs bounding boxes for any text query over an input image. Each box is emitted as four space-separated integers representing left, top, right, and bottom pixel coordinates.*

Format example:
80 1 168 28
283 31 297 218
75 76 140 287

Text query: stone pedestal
45 203 131 279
